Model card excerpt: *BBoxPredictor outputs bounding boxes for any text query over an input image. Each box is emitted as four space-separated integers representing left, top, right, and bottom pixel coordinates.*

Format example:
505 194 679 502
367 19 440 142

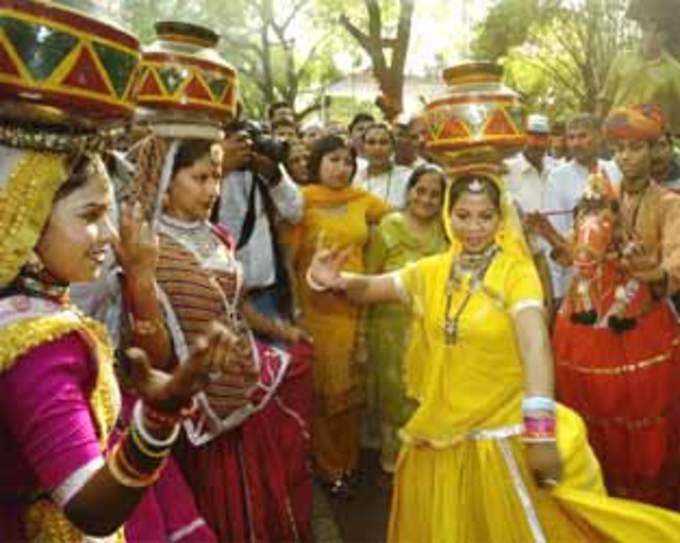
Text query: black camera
230 119 289 164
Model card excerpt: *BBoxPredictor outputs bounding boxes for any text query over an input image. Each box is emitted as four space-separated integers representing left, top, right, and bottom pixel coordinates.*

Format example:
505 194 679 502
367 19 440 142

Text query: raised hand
126 322 239 414
111 201 158 280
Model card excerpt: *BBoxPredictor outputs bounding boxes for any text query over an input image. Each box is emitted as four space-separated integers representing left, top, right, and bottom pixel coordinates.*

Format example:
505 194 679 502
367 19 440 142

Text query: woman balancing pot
126 20 315 541
307 170 680 541
0 7 235 541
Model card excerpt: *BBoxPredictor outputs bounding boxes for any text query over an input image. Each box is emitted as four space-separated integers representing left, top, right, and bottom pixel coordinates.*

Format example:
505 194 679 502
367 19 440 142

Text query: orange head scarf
603 104 665 141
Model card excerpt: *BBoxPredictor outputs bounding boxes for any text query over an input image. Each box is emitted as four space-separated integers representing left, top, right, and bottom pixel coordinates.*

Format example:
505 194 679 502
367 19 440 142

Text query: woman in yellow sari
286 134 391 496
307 171 680 541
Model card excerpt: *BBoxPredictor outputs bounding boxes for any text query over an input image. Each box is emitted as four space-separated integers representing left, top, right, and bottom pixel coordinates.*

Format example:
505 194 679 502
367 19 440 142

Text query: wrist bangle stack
521 396 556 414
521 396 557 444
521 417 557 443
107 401 181 489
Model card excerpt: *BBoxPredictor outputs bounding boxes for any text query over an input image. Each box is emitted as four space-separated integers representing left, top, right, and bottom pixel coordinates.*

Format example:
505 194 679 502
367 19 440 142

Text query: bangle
522 416 557 443
107 441 164 488
130 314 164 336
306 267 329 292
142 398 198 428
133 401 180 448
522 396 556 414
130 424 172 460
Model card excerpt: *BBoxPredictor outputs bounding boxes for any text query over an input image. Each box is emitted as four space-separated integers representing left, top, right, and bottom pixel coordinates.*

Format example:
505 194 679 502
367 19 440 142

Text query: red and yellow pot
0 0 140 129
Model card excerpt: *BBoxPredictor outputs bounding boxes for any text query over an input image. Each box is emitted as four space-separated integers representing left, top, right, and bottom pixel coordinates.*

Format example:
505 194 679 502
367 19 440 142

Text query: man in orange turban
554 103 680 507
603 104 665 141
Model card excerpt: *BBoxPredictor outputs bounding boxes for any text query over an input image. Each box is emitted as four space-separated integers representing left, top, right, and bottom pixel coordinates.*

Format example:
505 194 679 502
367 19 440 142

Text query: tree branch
391 0 414 72
296 95 331 121
338 14 372 52
277 0 310 34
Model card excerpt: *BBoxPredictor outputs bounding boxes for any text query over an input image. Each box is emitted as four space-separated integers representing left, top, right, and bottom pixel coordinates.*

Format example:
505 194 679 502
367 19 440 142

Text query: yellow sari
387 177 680 542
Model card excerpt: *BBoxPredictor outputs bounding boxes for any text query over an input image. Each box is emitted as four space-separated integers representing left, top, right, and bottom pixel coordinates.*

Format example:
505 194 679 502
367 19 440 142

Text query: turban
603 104 665 141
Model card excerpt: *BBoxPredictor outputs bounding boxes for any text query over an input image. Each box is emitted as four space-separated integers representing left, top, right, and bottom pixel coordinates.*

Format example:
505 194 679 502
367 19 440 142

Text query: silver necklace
443 245 499 345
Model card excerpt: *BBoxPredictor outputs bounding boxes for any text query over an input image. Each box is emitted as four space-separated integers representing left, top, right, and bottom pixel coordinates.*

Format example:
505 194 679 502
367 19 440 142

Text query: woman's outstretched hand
525 441 562 490
307 234 352 291
126 322 239 414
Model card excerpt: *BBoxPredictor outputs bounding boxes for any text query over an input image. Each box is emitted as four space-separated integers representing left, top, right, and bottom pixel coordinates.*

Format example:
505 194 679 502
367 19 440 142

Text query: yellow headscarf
0 145 70 288
442 165 531 260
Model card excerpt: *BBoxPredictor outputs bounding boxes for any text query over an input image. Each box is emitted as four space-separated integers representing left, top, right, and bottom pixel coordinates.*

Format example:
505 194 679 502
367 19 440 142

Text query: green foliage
473 0 637 119
472 0 539 61
117 0 348 119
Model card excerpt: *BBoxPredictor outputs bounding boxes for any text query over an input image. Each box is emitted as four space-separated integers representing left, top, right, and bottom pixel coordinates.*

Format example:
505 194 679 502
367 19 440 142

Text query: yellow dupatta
399 169 540 445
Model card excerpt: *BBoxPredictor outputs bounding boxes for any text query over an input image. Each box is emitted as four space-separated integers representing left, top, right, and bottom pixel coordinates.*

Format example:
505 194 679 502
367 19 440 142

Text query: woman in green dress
364 165 448 473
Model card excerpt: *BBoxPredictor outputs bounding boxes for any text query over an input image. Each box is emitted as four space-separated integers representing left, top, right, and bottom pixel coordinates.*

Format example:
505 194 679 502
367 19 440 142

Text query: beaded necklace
443 244 499 345
14 273 70 305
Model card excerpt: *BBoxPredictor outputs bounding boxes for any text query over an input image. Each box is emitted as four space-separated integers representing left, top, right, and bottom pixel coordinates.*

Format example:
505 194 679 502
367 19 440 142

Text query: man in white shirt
505 114 560 304
505 114 560 217
218 128 303 318
539 114 622 300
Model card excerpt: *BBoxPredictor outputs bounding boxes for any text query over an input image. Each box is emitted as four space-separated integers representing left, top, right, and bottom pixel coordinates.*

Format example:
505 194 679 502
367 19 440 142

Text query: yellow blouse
396 249 543 446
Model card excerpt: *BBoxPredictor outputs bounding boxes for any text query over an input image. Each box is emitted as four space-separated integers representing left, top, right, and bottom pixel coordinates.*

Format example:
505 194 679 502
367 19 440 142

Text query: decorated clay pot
134 21 237 131
424 61 526 169
0 0 140 129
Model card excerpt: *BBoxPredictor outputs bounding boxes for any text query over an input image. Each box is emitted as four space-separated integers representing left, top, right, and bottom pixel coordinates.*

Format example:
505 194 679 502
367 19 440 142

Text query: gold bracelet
130 424 172 460
107 442 163 488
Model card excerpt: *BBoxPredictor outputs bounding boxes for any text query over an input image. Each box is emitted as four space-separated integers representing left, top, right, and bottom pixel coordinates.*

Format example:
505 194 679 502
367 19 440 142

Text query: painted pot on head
133 21 237 140
0 0 140 133
424 61 526 173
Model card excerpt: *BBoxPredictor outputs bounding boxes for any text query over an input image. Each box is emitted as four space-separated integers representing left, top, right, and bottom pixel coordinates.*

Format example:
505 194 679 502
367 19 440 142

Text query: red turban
603 104 665 141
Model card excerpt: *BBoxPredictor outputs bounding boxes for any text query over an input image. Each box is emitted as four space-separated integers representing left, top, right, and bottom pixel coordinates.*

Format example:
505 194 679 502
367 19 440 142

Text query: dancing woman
130 134 313 541
0 141 231 542
308 170 680 541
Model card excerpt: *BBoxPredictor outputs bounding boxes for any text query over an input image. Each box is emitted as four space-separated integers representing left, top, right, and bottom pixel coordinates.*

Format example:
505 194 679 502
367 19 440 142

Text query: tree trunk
340 0 415 121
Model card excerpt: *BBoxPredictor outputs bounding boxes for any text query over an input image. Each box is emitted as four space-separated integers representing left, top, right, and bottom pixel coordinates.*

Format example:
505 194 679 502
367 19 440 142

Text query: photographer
218 121 303 321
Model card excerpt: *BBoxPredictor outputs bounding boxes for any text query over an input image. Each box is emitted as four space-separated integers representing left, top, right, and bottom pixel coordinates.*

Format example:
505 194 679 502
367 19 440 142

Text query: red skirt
175 340 314 542
553 301 680 509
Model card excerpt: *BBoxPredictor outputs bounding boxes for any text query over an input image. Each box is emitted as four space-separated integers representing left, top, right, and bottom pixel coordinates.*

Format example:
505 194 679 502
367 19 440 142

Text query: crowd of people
1 1 680 542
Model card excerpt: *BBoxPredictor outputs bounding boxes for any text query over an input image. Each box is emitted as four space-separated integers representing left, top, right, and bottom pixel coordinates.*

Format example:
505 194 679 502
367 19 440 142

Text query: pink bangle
522 416 556 443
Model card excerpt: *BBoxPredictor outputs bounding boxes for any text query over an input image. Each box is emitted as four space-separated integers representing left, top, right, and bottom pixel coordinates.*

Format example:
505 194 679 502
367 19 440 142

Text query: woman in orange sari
286 134 391 496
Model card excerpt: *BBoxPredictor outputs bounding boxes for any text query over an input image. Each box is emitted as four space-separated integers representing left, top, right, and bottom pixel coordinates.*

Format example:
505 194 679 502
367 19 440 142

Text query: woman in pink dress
0 139 230 542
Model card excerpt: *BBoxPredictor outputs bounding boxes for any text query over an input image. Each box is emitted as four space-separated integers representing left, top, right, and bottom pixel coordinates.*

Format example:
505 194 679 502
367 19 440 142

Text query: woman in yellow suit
286 134 391 496
306 170 680 541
